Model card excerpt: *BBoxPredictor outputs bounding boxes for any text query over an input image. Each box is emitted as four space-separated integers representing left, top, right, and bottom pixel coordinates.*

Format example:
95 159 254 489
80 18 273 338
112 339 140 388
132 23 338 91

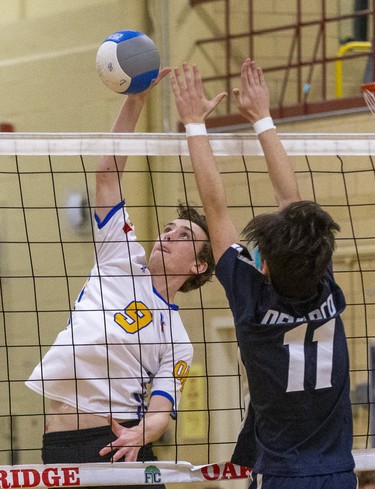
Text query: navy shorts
250 470 357 489
42 421 165 489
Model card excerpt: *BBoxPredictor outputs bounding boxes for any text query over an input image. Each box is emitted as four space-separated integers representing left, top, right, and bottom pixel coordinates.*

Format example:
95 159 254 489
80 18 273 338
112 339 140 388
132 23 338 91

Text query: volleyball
96 30 160 94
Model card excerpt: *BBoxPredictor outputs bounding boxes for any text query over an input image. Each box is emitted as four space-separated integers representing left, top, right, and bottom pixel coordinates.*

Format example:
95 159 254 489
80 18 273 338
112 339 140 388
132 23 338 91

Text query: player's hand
171 63 227 124
233 58 271 124
131 66 172 101
151 67 172 88
99 417 143 462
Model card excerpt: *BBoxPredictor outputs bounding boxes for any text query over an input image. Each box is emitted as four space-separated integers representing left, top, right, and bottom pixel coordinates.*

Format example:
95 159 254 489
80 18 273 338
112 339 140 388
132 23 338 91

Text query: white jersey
26 202 193 420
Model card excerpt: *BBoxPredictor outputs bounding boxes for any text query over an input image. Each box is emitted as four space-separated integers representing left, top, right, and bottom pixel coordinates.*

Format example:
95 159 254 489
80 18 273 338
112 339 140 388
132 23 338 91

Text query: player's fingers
152 67 171 86
192 64 203 94
232 87 240 99
173 66 185 92
170 72 179 94
157 67 172 81
125 448 139 462
240 58 251 90
257 67 266 87
99 442 115 457
183 63 194 91
145 67 171 92
103 442 138 462
110 417 124 437
211 92 227 109
247 59 257 86
114 446 138 463
111 446 125 462
100 435 126 454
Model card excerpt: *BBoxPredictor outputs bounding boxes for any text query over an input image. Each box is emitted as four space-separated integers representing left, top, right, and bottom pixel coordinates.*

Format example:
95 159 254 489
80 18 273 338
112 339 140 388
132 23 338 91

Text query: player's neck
151 274 180 304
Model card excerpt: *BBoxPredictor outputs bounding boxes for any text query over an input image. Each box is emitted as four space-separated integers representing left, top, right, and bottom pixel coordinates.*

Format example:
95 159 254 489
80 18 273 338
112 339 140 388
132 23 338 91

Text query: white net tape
0 132 375 156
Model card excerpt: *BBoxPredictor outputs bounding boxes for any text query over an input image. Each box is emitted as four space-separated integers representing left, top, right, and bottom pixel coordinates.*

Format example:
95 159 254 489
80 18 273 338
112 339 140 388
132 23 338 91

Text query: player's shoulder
216 244 262 284
218 243 255 266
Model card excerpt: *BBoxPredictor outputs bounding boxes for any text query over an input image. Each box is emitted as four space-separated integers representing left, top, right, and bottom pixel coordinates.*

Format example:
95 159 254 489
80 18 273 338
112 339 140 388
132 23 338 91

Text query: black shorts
250 470 358 489
42 421 165 489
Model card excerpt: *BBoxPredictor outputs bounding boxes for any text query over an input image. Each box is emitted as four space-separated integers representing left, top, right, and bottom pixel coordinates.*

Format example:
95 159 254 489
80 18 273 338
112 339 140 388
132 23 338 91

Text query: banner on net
0 460 253 488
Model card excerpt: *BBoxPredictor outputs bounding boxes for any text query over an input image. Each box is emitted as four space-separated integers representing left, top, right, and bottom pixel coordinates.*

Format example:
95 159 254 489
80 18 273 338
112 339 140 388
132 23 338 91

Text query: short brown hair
176 203 215 293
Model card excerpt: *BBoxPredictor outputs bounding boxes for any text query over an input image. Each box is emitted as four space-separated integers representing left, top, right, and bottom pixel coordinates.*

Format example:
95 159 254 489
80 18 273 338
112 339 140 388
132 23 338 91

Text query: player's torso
60 269 186 378
216 245 354 475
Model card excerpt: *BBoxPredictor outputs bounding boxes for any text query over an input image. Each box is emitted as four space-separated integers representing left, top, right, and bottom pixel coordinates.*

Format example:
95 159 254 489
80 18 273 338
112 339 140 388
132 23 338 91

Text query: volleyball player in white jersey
26 68 214 489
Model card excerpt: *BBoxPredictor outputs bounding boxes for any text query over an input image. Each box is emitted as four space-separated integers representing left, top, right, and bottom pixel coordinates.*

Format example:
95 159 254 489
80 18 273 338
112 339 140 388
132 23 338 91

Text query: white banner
1 450 372 487
0 461 253 488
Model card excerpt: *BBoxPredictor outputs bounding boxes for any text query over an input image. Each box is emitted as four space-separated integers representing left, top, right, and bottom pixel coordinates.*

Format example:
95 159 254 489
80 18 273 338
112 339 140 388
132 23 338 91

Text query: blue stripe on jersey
153 286 179 311
95 200 125 229
151 390 176 418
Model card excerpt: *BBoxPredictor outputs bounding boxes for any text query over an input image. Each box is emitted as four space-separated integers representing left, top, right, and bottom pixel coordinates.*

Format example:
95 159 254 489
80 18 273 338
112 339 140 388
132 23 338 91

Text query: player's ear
261 260 269 276
191 260 208 275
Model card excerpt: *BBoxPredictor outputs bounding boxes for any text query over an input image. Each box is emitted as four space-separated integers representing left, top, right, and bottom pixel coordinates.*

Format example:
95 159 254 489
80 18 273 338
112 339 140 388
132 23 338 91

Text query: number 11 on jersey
284 319 335 392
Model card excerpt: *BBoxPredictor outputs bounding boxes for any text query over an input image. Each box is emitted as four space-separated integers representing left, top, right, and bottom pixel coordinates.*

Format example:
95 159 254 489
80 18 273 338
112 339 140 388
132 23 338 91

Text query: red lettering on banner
201 464 221 480
201 463 252 481
222 463 238 479
42 468 61 487
20 469 40 487
11 471 21 488
61 467 80 486
239 465 252 478
0 471 11 489
0 467 80 488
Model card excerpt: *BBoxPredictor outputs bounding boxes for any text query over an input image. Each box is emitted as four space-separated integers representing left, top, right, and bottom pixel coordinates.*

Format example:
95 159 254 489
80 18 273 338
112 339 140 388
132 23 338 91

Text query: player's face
149 219 209 276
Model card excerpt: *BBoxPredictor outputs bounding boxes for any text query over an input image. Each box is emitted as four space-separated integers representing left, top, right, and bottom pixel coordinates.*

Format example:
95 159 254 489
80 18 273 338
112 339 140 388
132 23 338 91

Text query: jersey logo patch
123 222 133 234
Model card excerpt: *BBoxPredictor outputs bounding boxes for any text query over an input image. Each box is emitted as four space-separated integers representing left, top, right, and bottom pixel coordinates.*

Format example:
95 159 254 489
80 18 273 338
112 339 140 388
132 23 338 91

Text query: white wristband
185 123 207 137
253 117 276 136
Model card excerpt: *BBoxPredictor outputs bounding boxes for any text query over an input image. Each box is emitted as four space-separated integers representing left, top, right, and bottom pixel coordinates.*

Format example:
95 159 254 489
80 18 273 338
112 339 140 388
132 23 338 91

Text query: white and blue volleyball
96 30 160 94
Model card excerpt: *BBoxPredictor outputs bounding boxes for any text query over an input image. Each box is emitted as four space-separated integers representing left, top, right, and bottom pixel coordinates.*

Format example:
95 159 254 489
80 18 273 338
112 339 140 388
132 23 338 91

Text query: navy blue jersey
216 244 355 477
231 400 257 468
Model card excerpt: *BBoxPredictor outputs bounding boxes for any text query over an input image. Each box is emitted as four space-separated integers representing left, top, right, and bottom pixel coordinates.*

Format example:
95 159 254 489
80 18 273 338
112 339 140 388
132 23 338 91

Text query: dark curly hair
176 203 215 293
242 201 340 298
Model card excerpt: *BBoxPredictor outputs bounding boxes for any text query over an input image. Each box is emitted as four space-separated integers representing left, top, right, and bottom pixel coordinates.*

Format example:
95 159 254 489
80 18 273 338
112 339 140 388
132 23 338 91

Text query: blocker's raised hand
171 63 227 124
233 58 271 124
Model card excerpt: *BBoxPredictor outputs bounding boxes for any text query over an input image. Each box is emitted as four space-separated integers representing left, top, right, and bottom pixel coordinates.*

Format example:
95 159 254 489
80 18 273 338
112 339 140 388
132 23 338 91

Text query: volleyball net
0 132 375 487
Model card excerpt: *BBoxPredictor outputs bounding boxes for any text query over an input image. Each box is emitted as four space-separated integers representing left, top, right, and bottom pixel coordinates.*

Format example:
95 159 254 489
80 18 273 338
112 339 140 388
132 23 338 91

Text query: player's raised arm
233 58 301 208
96 67 171 221
170 63 237 263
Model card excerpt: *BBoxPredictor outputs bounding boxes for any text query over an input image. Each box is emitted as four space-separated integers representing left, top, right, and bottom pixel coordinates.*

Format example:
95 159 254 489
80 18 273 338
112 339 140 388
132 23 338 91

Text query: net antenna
361 82 375 115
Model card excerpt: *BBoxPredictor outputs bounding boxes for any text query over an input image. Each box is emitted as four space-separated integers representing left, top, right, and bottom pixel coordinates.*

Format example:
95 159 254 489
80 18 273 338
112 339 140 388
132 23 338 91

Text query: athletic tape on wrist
253 117 276 135
185 123 207 137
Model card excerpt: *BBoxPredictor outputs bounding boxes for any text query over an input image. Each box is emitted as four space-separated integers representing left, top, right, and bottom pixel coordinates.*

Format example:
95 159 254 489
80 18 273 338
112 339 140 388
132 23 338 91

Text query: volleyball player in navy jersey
171 59 357 488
